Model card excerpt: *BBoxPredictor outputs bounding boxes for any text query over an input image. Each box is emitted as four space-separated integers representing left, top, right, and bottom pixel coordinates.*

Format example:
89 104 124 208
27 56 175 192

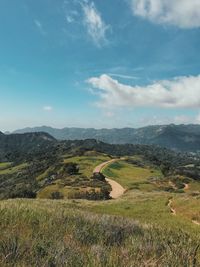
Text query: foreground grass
0 199 200 267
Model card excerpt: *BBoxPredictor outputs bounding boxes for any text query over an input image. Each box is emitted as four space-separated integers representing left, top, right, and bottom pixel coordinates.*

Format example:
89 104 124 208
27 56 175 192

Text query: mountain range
9 124 200 152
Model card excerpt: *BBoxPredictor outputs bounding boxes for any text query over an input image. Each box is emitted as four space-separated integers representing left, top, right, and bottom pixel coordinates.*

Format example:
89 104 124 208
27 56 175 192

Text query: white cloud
82 2 110 46
65 9 79 23
108 73 138 80
34 19 46 35
43 106 53 112
66 16 74 23
87 74 200 109
131 0 200 28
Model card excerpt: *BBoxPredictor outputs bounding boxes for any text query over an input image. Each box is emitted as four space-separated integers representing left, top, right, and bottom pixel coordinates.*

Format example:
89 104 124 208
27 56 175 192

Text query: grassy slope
82 159 200 235
63 154 111 177
0 199 199 267
102 160 162 190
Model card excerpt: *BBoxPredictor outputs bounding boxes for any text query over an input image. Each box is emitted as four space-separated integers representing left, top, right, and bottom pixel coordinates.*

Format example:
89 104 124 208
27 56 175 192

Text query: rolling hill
0 131 56 162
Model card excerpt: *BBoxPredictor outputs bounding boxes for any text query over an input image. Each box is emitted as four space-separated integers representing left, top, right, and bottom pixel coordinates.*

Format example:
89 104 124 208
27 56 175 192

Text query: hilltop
0 131 55 162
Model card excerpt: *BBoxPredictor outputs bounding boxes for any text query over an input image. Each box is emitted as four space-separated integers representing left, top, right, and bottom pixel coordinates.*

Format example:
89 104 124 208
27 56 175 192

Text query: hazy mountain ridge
12 124 200 152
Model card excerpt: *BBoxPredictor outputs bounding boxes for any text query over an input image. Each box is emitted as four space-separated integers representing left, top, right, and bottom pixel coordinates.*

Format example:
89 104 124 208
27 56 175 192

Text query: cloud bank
131 0 200 28
87 74 200 108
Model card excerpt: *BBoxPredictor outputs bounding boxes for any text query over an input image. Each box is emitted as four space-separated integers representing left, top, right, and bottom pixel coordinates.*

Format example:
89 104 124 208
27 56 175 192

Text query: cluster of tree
68 188 111 200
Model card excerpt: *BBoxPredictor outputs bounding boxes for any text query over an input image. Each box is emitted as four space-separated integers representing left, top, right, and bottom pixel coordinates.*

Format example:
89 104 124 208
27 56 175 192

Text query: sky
1 0 200 131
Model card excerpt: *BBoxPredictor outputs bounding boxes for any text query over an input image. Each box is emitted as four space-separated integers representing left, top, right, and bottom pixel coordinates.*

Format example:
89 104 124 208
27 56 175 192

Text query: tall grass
0 199 199 267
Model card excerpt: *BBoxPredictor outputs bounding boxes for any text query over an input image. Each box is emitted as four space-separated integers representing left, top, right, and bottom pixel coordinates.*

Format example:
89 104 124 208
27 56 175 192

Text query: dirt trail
93 159 125 199
168 199 176 215
192 220 200 226
168 198 200 226
183 183 189 190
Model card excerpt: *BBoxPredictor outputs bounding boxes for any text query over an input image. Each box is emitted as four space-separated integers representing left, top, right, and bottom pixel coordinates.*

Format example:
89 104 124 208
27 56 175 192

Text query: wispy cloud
108 73 138 80
82 1 110 46
63 0 110 46
87 74 200 109
65 10 79 23
130 0 200 29
34 19 46 35
43 106 53 112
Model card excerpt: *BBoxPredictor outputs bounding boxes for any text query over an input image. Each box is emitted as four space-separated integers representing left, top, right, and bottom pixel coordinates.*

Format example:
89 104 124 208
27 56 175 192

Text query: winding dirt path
167 198 200 226
93 159 125 199
183 183 189 190
168 199 176 215
192 220 200 226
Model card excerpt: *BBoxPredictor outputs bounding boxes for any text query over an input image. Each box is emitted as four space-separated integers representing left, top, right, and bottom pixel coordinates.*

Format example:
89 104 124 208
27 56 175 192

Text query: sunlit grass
173 195 200 223
102 160 163 190
0 163 28 175
0 162 12 170
64 154 111 177
37 183 74 198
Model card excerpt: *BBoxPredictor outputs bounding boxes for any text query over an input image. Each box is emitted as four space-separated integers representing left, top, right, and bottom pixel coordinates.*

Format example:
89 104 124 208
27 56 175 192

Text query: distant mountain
0 132 56 161
12 124 200 152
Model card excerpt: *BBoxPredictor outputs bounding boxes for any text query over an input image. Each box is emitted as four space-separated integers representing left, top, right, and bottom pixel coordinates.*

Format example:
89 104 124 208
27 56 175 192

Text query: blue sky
1 0 200 131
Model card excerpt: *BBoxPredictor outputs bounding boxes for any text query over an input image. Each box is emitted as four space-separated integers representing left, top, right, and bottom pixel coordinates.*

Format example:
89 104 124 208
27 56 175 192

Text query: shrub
50 191 64 199
92 172 106 181
63 162 79 175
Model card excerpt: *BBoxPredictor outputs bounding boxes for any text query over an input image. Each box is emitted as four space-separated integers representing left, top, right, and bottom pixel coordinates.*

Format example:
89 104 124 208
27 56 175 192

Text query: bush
50 191 64 199
63 162 79 175
92 172 106 181
9 186 36 199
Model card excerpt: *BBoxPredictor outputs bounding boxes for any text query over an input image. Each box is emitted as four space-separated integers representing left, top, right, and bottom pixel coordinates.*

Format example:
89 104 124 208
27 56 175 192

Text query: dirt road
93 159 125 199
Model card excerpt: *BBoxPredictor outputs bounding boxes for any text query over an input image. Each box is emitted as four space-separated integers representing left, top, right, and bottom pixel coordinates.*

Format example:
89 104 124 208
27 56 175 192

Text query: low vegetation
0 199 199 267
